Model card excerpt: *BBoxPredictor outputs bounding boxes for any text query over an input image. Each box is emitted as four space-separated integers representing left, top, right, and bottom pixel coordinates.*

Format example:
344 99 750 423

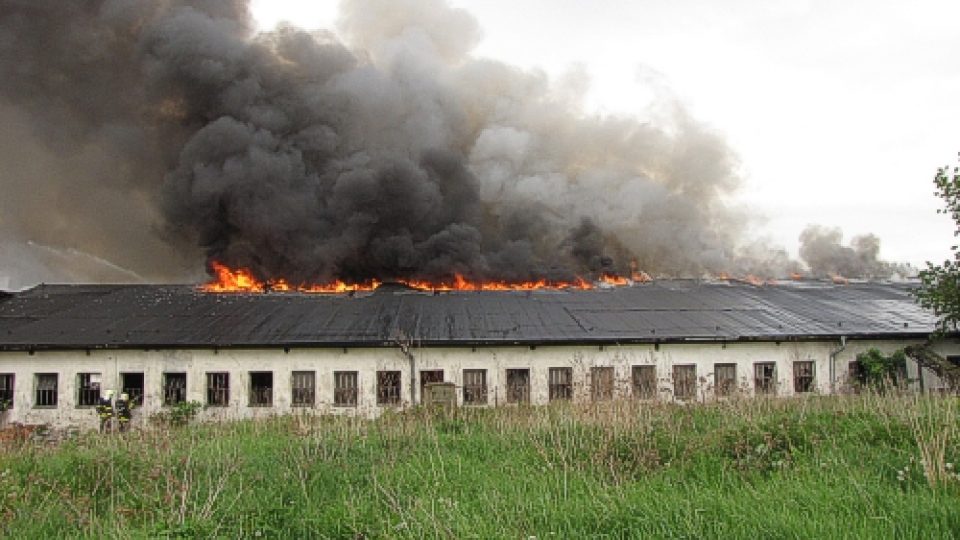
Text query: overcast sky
252 0 960 268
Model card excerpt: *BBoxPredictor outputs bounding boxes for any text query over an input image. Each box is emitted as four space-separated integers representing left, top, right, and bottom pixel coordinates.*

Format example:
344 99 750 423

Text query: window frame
0 373 13 408
754 362 777 396
714 363 737 397
591 366 615 401
505 368 531 404
248 371 273 407
206 372 230 407
76 372 102 408
672 364 697 401
632 365 656 400
163 372 187 406
120 372 145 406
376 370 402 406
291 370 316 407
462 369 488 405
34 373 58 408
334 371 358 407
548 367 573 401
793 361 815 393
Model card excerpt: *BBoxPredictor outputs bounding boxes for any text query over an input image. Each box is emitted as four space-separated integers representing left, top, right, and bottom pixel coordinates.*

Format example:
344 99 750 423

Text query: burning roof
0 281 934 350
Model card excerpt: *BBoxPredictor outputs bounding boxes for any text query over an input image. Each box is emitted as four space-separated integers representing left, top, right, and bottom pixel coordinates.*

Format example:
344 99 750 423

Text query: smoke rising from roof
798 225 913 279
0 0 904 287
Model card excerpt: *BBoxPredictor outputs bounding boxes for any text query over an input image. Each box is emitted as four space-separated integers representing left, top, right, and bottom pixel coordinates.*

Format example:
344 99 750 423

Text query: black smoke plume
0 0 893 287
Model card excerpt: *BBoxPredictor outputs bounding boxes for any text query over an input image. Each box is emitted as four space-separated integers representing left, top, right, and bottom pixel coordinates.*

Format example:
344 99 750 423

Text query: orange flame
201 262 609 293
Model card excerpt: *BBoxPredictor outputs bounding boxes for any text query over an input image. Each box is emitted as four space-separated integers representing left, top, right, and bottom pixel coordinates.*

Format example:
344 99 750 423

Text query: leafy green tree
914 154 960 333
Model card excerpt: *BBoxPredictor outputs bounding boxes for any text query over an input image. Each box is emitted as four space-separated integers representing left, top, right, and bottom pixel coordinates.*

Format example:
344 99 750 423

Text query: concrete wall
0 337 956 430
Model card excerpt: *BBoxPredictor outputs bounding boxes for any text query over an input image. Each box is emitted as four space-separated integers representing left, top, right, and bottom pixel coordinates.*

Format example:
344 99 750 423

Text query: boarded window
35 373 58 407
506 369 530 404
249 371 273 407
206 372 229 407
291 371 315 407
672 365 696 400
0 374 13 408
121 372 144 406
794 361 815 393
591 367 614 401
377 371 402 405
334 371 358 407
714 364 737 397
549 367 572 401
632 365 656 399
77 373 101 407
754 362 777 395
463 369 487 405
419 370 443 403
163 373 187 406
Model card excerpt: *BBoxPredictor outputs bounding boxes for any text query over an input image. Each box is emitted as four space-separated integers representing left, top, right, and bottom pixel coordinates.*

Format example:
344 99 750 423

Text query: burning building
0 279 955 430
0 1 941 431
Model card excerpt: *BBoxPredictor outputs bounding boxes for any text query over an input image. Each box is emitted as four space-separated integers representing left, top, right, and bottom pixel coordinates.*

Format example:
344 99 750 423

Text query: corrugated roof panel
0 281 936 349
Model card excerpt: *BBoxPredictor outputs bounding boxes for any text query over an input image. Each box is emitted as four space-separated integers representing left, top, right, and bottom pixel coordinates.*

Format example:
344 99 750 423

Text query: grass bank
1 394 958 538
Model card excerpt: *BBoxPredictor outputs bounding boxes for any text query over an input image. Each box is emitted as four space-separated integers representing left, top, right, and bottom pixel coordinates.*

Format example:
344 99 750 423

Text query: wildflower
946 463 954 470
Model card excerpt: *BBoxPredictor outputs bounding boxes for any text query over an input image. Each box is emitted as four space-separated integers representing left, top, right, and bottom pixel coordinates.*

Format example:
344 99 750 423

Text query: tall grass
0 394 958 538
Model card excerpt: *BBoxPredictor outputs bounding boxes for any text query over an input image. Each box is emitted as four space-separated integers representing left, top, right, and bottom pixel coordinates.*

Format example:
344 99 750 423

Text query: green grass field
0 394 958 538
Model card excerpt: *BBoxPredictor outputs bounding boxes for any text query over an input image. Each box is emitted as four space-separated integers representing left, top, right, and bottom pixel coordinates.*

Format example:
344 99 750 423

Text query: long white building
0 280 954 429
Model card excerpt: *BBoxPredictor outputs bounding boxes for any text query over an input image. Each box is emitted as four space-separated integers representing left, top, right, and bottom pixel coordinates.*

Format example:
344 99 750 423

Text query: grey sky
253 0 960 267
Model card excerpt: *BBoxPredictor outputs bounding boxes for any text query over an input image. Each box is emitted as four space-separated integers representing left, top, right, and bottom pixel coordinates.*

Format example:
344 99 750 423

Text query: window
794 361 815 393
163 373 187 406
549 367 573 401
672 365 696 400
77 373 101 407
632 365 656 399
419 370 443 402
121 372 144 406
591 367 614 401
334 371 358 407
714 364 737 397
377 371 402 405
35 373 58 407
249 371 273 407
0 374 14 408
463 369 487 405
754 362 777 395
206 372 229 407
291 371 315 407
506 369 530 404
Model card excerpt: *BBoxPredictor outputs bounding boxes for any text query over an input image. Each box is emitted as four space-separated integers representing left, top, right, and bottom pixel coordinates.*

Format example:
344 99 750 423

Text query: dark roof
0 281 934 350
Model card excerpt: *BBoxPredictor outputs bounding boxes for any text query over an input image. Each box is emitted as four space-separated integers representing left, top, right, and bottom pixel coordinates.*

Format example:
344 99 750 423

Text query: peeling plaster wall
0 338 956 430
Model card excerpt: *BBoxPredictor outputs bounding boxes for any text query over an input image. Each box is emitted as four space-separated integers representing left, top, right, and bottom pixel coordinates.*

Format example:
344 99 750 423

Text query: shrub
150 400 203 427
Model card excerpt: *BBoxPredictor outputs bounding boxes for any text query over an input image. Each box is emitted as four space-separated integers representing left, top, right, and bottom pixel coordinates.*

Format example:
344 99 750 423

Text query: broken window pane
249 371 273 407
754 362 777 395
77 373 101 407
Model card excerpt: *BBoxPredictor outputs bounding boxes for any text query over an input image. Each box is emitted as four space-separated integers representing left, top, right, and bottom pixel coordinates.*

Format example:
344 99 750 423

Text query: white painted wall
0 338 955 430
